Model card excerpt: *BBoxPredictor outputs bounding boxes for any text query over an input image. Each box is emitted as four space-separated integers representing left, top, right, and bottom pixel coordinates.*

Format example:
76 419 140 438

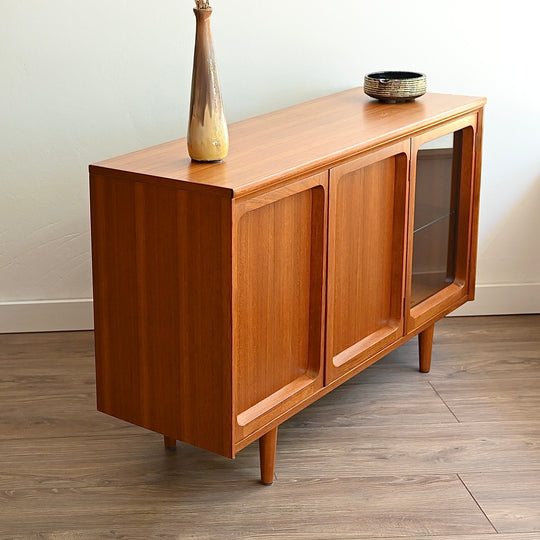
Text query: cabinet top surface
90 88 485 198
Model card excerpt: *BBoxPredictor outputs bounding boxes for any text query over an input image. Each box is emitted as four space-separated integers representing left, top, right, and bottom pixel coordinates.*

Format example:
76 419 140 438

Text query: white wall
1 0 539 332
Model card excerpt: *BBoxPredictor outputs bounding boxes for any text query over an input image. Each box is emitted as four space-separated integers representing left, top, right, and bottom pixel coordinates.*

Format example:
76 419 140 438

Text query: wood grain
344 315 540 384
467 108 485 296
3 419 540 493
276 420 540 477
431 376 540 423
232 172 327 440
90 89 485 198
90 174 233 457
376 532 538 540
326 142 408 383
259 427 278 485
434 314 540 345
419 324 434 372
0 331 140 440
460 470 540 533
234 181 323 414
0 477 494 539
281 374 457 428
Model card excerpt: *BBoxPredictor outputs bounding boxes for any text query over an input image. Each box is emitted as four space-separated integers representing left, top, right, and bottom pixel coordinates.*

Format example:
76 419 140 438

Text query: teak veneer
89 87 485 484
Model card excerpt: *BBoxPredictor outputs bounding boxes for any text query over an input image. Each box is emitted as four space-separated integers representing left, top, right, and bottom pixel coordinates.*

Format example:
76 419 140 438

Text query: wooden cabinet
90 88 485 484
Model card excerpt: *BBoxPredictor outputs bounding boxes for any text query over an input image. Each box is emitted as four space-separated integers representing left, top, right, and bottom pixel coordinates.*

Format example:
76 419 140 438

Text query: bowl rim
365 71 426 81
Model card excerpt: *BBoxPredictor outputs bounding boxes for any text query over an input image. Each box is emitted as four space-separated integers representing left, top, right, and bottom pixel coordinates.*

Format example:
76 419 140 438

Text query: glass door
406 114 478 333
411 131 460 306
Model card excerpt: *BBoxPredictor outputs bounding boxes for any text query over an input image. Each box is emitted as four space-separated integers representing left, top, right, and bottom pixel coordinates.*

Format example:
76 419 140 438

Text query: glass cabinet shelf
414 209 456 234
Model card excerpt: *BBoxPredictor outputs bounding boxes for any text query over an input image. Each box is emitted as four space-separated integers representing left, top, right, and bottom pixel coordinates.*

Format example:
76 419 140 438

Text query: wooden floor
1 315 540 539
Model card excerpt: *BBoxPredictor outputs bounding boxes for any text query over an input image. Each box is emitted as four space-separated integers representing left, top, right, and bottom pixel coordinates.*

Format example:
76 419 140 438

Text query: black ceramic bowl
364 71 426 103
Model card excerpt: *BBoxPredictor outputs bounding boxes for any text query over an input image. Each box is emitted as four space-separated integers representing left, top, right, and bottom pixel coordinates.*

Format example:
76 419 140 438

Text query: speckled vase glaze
187 8 229 162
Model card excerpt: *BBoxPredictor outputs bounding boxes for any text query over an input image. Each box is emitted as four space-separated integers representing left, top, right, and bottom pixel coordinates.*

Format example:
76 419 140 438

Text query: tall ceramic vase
187 7 229 162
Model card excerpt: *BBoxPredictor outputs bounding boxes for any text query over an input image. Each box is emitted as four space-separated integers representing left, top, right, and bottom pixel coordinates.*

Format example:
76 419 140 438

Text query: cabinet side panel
467 108 484 297
90 174 233 457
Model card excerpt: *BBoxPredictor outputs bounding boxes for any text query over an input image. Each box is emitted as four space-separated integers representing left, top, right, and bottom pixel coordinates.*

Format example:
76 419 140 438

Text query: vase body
187 8 229 162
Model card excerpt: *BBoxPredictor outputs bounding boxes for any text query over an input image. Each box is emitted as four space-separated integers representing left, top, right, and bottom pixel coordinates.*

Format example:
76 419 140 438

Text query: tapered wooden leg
259 427 278 486
164 435 177 450
419 324 434 373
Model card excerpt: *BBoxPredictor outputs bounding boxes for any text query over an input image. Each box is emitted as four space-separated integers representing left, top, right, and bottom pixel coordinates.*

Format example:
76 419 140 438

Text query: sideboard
89 87 485 484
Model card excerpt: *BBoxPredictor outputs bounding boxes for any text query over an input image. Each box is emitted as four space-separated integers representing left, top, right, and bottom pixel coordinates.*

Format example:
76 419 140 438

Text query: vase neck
193 8 212 22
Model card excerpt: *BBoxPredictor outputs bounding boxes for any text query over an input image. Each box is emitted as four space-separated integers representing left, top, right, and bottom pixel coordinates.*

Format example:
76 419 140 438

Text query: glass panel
411 130 462 306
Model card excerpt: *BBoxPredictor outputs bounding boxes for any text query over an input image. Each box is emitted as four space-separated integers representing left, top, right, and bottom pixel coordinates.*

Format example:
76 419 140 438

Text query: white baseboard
0 299 94 333
0 284 538 333
450 283 540 316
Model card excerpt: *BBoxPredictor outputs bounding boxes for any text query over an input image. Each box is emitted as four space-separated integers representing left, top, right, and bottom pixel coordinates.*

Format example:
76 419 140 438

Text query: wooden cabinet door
232 172 327 443
405 114 479 333
326 142 409 384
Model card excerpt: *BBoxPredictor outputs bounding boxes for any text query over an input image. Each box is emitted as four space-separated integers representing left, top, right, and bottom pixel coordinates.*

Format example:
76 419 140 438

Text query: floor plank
0 388 142 440
0 475 493 539
0 330 94 362
373 535 540 540
434 315 540 345
2 420 540 491
278 421 540 477
431 377 540 423
460 470 540 534
349 315 540 386
285 378 458 427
